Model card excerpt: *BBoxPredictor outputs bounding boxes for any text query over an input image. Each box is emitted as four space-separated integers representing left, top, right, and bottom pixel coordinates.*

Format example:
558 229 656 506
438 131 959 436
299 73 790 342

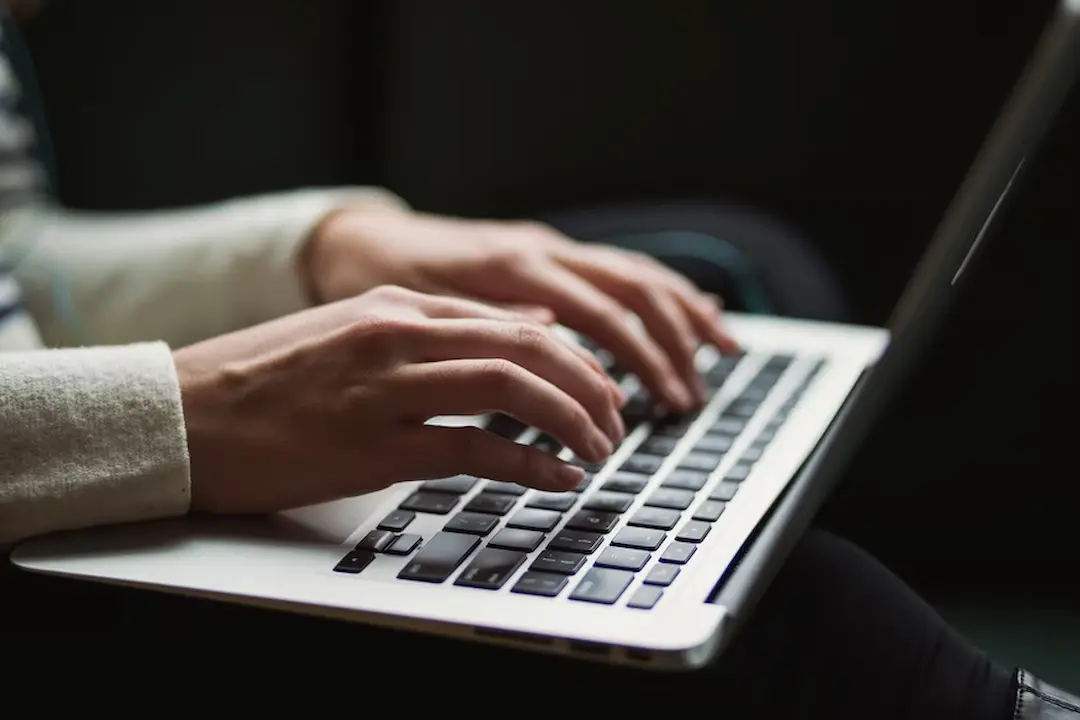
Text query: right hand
173 285 626 515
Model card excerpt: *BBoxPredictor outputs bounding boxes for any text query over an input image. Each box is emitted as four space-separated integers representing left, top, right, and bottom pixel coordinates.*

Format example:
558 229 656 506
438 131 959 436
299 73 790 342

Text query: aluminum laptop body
12 0 1079 672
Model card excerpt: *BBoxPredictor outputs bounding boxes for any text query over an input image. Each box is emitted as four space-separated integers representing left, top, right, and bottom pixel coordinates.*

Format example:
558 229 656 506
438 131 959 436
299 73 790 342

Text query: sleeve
2 186 409 349
0 342 190 545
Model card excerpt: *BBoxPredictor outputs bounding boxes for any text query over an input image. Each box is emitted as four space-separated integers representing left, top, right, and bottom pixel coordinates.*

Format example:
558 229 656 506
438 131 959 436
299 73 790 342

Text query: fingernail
607 408 626 443
556 462 585 489
666 380 693 411
590 429 614 460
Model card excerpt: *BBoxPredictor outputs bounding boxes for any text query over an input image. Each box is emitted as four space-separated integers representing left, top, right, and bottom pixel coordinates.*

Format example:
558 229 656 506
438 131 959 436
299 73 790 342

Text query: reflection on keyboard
334 350 827 610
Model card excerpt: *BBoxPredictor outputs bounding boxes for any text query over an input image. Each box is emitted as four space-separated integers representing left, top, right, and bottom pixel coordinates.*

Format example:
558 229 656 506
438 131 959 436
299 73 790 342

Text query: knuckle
367 284 415 303
343 315 418 363
478 358 521 389
512 322 549 355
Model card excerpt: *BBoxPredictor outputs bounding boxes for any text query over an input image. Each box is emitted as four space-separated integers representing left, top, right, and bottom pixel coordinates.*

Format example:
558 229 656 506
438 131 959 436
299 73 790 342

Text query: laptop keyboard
333 349 826 610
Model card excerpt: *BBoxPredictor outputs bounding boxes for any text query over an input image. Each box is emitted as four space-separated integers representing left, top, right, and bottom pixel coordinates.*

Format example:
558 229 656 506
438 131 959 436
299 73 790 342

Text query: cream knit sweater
0 187 406 545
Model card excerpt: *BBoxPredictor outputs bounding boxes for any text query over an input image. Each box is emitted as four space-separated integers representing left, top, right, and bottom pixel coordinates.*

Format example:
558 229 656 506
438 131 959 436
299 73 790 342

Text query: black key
488 528 545 552
583 491 634 514
356 529 395 552
705 355 741 386
644 564 680 586
694 434 734 454
627 586 664 610
611 527 666 551
620 390 655 427
530 550 587 575
620 453 664 476
676 521 712 543
547 529 604 554
724 400 759 419
660 542 697 564
742 445 764 462
726 463 753 482
767 354 795 370
756 429 776 444
454 548 527 590
507 508 562 532
639 435 681 456
571 474 593 493
693 500 726 522
377 509 415 532
464 492 517 516
651 412 698 437
602 472 649 495
385 533 422 555
527 492 577 512
400 491 459 515
569 568 635 605
421 475 479 494
663 470 709 491
628 507 681 530
571 456 605 473
595 547 650 572
709 481 739 501
531 434 562 454
486 413 527 440
486 482 527 496
645 488 695 511
679 451 723 473
444 512 500 535
512 571 568 597
711 417 746 436
333 550 374 574
398 532 480 583
566 509 620 533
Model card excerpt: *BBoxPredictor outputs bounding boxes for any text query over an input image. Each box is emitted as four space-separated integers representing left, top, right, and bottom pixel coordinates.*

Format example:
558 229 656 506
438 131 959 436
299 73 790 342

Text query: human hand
302 210 740 412
174 285 624 515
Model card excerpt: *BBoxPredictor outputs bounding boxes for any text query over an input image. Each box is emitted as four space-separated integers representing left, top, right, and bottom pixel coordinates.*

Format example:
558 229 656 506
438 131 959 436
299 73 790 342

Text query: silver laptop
13 0 1079 670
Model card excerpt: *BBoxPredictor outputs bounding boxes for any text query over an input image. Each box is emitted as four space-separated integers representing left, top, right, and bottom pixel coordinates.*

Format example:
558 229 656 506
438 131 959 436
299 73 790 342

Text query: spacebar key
398 532 480 583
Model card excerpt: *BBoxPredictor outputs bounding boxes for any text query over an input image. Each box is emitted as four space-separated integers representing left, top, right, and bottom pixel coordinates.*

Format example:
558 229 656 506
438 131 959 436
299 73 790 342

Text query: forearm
3 187 407 348
0 343 191 545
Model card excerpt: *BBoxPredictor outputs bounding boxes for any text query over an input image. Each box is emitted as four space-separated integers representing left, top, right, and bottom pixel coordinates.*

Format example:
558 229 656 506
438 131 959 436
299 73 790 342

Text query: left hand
301 209 741 411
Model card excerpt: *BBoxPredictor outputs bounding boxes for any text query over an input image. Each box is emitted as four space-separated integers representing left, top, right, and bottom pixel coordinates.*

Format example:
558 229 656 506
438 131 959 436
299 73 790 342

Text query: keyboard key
660 542 697 565
421 475 479 494
742 445 764 462
488 528 545 552
603 472 649 495
507 508 562 532
676 521 712 543
595 547 650 572
530 550 587 575
611 527 666 551
627 586 664 610
377 509 415 532
756 429 776 444
639 435 680 456
695 434 734 454
400 491 459 515
465 492 517 516
645 488 696 511
356 529 395 552
512 571 568 597
531 434 562 454
693 500 726 522
663 470 709 491
486 482 527 496
724 400 758 418
621 453 665 476
679 451 723 472
526 492 577 512
333 550 374 574
398 532 480 583
570 568 635 605
710 417 746 436
486 413 527 440
566 509 620 533
455 548 527 590
725 462 751 483
628 507 681 530
710 481 739 501
444 512 500 535
547 529 604 554
385 533 422 555
583 491 634 514
644 564 680 586
571 474 593 493
571 456 605 473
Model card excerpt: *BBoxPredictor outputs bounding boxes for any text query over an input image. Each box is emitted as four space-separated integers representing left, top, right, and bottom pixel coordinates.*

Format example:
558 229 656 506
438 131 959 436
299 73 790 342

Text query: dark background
18 0 1077 587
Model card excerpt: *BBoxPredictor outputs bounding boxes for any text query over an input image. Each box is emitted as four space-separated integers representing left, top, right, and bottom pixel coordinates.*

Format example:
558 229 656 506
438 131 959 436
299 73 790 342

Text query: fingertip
554 462 585 490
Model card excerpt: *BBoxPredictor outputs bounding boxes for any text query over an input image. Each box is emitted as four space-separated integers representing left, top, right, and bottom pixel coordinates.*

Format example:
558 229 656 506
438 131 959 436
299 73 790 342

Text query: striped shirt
0 12 48 350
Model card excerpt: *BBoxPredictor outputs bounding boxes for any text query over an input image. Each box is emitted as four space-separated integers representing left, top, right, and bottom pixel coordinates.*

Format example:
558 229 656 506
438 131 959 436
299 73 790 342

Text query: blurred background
17 0 1078 681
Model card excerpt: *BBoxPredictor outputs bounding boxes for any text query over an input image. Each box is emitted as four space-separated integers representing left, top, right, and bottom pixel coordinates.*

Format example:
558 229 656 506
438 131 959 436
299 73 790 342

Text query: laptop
12 0 1079 670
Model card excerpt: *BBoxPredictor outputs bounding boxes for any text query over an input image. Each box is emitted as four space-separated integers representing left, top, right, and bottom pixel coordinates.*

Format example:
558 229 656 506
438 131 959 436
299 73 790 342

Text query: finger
512 263 694 411
412 319 625 442
549 255 705 403
390 358 615 463
501 303 557 324
389 425 585 492
405 290 549 325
